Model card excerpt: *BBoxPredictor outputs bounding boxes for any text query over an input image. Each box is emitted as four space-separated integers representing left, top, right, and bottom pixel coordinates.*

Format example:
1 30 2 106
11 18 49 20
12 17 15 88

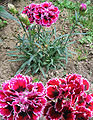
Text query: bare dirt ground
0 0 93 120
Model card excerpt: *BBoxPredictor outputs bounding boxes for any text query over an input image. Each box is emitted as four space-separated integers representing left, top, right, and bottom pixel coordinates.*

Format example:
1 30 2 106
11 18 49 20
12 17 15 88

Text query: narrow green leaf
39 66 46 78
71 32 88 36
28 55 35 65
7 51 20 53
34 67 39 74
57 49 61 55
34 42 42 49
25 66 31 74
75 10 77 21
65 47 68 64
59 61 65 68
7 54 26 58
8 58 26 61
58 57 66 60
54 26 56 39
68 50 77 54
0 39 2 42
66 41 76 46
16 61 28 75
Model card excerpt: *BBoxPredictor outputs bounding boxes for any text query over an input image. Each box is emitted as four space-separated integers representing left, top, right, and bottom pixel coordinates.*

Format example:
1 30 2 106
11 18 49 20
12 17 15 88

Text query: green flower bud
19 13 31 26
8 3 18 14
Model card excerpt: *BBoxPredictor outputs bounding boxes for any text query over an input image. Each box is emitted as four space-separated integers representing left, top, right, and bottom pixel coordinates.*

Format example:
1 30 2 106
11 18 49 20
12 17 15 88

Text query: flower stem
16 14 29 38
64 13 81 46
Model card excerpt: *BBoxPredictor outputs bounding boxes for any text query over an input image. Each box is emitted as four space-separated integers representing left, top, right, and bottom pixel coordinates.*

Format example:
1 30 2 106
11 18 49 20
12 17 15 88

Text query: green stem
64 13 81 46
37 25 41 41
16 14 29 38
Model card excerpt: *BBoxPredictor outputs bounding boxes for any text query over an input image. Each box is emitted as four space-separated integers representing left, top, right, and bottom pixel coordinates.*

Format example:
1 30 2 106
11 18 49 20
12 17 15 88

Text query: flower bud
80 3 87 11
19 13 31 26
8 3 18 14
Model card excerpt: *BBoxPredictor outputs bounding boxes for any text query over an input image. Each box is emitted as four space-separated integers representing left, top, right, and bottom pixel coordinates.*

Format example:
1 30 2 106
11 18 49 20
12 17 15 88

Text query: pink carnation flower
80 3 87 11
0 74 46 120
22 2 59 27
43 74 93 120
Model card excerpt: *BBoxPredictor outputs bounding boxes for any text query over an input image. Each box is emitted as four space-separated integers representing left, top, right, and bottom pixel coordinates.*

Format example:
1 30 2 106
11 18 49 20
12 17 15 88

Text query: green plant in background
80 1 93 30
0 19 7 28
55 0 92 30
48 0 93 41
75 46 88 61
79 32 93 44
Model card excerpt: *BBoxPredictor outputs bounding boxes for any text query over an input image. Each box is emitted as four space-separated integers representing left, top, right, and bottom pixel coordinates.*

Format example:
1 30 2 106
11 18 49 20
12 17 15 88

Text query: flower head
22 2 59 27
43 74 93 120
80 3 87 11
0 74 46 120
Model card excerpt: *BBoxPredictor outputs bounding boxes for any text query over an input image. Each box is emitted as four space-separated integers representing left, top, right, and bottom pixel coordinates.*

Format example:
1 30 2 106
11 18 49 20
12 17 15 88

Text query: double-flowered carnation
0 74 46 120
43 74 93 120
0 74 93 120
22 2 59 27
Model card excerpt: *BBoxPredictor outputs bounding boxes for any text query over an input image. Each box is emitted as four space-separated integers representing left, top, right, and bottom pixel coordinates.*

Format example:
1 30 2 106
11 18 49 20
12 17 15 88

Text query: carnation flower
22 2 59 27
0 74 46 120
80 3 87 11
43 74 93 120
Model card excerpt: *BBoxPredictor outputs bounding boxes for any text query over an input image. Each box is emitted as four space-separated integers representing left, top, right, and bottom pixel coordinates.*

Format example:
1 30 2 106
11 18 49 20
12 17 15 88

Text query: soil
0 0 93 120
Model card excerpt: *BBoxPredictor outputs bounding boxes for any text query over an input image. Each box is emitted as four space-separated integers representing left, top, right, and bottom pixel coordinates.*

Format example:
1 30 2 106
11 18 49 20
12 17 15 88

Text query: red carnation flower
44 74 93 120
0 74 46 120
43 101 62 120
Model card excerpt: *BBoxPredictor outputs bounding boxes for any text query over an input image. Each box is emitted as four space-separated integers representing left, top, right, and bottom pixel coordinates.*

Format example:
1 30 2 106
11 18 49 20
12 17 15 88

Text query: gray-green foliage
8 24 75 77
0 19 7 28
8 22 87 77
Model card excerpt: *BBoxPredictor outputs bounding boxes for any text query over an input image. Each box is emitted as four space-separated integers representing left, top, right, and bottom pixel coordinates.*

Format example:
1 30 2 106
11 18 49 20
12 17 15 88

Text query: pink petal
47 85 59 99
0 101 8 108
48 106 61 119
35 82 44 93
83 79 89 91
47 78 60 86
0 90 6 99
27 83 34 92
0 106 12 116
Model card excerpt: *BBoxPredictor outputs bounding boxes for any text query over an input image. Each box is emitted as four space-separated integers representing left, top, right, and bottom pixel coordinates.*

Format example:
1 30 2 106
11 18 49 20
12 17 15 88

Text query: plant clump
7 2 89 77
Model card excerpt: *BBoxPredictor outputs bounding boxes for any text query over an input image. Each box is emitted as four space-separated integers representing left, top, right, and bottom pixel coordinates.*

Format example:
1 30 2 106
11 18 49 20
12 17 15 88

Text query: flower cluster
0 74 46 120
0 74 93 120
22 2 59 27
43 74 93 120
